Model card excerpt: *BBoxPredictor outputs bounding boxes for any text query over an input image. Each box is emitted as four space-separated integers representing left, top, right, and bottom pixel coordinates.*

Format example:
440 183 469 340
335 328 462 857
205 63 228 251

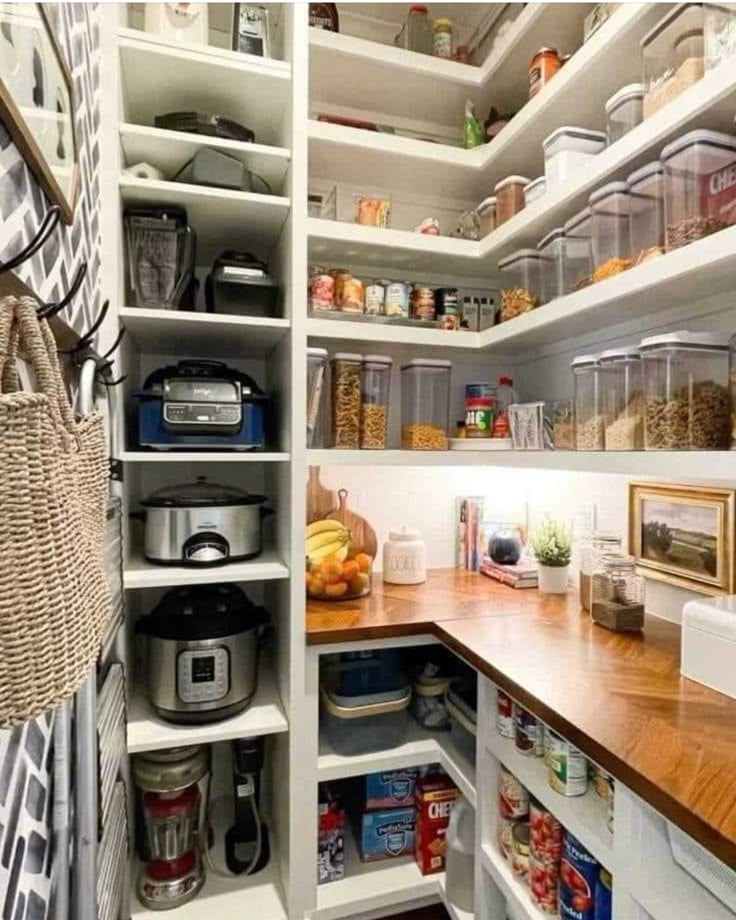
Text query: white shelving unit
123 548 289 590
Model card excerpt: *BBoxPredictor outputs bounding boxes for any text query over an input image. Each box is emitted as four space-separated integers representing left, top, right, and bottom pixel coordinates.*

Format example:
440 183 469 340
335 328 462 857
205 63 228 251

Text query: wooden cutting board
327 488 378 559
307 466 336 524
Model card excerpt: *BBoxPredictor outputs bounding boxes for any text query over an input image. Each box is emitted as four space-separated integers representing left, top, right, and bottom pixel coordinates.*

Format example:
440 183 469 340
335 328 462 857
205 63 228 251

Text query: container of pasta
331 353 362 449
401 359 451 450
361 355 392 449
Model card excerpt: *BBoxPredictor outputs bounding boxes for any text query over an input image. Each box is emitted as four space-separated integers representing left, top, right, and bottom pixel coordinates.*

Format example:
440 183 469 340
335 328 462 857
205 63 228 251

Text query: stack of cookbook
479 555 538 589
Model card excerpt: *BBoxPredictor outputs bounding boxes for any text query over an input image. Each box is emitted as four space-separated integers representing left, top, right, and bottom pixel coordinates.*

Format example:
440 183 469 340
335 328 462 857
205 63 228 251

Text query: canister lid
434 16 452 28
599 346 642 362
528 46 558 66
494 175 531 192
400 358 452 370
307 346 328 358
331 352 362 362
570 353 600 369
141 477 266 508
589 180 629 206
498 248 542 268
363 354 393 365
543 125 607 149
660 129 736 164
537 227 565 251
477 195 496 212
605 82 645 114
626 160 663 188
388 526 421 542
563 206 592 235
639 330 731 351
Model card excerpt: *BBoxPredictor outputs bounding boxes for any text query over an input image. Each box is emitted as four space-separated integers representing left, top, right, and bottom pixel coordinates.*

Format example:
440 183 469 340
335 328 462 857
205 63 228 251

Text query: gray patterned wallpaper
0 4 102 918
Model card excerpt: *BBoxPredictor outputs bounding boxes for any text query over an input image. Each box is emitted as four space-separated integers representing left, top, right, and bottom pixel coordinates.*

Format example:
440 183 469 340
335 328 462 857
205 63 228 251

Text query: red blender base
138 850 205 910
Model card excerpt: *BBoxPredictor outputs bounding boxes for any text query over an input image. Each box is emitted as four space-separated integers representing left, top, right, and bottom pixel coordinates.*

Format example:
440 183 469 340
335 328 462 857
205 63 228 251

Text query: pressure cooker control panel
177 647 229 703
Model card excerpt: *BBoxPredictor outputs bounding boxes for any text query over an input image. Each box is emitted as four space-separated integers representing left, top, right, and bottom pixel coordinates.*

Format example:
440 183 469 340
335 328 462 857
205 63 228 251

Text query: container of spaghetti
360 355 392 450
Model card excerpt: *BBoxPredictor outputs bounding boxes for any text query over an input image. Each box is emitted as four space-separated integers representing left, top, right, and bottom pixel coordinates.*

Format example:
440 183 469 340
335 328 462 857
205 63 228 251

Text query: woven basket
0 295 111 726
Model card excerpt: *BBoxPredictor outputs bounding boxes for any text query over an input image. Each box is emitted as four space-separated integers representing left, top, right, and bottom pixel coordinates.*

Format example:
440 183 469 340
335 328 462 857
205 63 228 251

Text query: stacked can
529 799 563 914
498 767 529 862
559 831 598 920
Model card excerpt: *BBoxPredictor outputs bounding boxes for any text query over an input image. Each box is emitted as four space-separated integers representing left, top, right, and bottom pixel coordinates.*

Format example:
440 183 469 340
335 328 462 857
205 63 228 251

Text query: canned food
310 272 335 310
439 311 460 330
529 799 563 864
385 281 410 318
330 268 351 302
364 281 385 315
339 277 365 312
546 729 588 797
595 868 612 920
530 852 559 914
411 286 436 321
515 706 544 757
590 763 614 801
511 823 530 881
498 815 518 861
499 767 529 819
559 832 598 920
497 690 515 738
465 382 496 438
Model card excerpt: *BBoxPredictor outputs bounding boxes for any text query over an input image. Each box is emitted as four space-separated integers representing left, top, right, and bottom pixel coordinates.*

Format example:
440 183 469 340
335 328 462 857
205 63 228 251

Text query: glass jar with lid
579 530 623 612
641 331 731 450
627 160 665 266
432 17 453 58
572 354 605 450
537 228 565 304
591 554 645 632
498 250 542 321
605 83 644 144
589 182 633 282
331 353 362 449
562 207 593 292
360 355 392 450
401 359 451 450
661 129 736 251
395 4 433 55
599 347 644 450
642 4 705 119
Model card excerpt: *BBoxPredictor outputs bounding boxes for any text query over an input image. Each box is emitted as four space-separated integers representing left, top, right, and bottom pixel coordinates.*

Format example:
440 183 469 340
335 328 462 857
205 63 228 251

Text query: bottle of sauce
493 375 517 437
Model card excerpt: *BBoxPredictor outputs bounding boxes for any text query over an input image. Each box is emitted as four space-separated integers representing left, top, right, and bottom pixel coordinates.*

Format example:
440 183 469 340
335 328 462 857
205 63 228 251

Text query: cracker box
318 793 345 884
415 774 459 875
356 807 416 862
362 769 419 810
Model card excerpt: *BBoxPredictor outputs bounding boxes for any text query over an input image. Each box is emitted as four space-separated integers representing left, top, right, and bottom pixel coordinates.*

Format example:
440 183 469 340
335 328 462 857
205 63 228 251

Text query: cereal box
356 807 416 862
415 774 459 875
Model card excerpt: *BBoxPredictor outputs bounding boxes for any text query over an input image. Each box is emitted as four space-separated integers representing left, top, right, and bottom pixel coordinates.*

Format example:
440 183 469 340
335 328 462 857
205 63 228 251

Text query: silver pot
140 477 271 565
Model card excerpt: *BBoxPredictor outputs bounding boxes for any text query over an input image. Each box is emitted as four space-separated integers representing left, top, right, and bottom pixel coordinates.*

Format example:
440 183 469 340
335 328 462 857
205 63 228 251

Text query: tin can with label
339 276 365 312
546 729 588 797
530 852 559 914
439 309 460 330
499 767 529 819
559 832 598 920
411 286 436 321
595 868 612 920
511 823 530 881
465 383 496 438
365 280 385 315
497 690 515 738
310 271 336 310
385 281 410 318
498 815 518 861
590 763 614 801
529 799 563 865
515 706 544 757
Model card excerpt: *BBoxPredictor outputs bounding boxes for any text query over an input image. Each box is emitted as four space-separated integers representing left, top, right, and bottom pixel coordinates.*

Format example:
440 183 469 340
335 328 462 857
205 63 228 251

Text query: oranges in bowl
306 551 372 600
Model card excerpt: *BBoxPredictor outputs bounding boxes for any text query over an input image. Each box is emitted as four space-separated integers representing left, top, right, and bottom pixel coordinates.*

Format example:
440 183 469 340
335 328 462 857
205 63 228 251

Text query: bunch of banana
306 519 350 564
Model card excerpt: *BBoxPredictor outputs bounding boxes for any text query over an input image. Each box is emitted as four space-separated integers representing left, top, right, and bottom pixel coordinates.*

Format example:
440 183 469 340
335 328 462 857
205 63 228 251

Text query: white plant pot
538 564 569 594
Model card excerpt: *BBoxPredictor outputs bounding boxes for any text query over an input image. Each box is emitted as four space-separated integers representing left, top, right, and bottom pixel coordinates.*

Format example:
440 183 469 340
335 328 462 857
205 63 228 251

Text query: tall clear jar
599 347 644 450
562 207 592 292
641 331 731 449
331 353 362 449
401 359 451 450
627 161 665 266
537 228 565 304
498 250 542 321
361 355 392 449
307 347 328 448
572 354 604 450
642 4 705 118
605 83 644 144
395 4 433 55
579 531 623 612
591 554 645 632
589 181 632 282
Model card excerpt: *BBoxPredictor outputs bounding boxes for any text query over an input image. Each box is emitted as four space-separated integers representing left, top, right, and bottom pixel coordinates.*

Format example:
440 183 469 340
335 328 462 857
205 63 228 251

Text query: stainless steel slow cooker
140 477 271 565
139 584 269 723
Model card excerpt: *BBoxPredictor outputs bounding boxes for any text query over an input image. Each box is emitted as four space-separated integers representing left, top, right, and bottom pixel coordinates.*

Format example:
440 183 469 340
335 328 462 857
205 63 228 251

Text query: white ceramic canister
382 527 426 585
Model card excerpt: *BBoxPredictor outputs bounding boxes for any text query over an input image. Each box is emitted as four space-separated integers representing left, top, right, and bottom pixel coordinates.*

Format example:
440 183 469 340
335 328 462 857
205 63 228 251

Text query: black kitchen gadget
155 111 256 143
225 736 270 875
205 251 279 317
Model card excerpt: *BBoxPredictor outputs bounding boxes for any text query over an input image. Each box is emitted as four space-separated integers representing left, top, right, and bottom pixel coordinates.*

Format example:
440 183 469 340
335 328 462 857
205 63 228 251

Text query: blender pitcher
125 206 196 309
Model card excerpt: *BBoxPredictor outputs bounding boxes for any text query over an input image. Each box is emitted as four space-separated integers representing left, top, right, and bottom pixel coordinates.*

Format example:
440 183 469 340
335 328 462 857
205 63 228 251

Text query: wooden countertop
307 569 736 866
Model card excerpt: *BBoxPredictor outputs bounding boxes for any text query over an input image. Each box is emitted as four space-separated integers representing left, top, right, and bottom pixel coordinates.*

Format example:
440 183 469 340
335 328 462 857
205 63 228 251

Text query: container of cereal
365 279 385 315
524 176 547 205
514 706 544 757
640 331 731 449
401 359 451 450
661 129 736 251
543 127 606 190
497 690 515 738
599 347 644 450
627 160 665 265
572 354 604 450
589 181 633 282
642 4 705 119
360 355 392 449
384 280 411 318
560 832 598 920
545 729 589 796
511 823 530 881
562 206 593 292
498 250 542 322
477 196 497 237
605 83 644 144
495 175 530 226
537 227 566 303
331 353 362 449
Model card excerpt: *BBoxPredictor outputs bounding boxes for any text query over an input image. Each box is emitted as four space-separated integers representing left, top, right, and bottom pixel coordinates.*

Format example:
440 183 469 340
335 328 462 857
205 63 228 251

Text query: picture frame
0 3 79 224
629 482 735 595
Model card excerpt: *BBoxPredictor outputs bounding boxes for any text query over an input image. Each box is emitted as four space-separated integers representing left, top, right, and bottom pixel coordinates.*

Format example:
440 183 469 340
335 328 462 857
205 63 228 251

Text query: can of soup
497 690 515 738
546 729 588 796
499 767 529 819
384 281 410 318
511 823 530 881
559 832 598 920
515 706 544 757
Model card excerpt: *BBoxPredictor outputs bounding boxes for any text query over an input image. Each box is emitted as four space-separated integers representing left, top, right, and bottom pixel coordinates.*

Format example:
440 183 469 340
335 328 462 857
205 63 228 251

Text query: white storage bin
543 126 606 189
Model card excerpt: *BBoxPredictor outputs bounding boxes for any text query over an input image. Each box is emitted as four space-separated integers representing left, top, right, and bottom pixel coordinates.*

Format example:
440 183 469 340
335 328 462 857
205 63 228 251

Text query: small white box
681 596 736 701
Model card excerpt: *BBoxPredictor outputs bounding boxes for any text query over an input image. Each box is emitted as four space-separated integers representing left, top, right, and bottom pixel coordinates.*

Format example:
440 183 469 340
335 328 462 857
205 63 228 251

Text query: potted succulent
530 520 572 594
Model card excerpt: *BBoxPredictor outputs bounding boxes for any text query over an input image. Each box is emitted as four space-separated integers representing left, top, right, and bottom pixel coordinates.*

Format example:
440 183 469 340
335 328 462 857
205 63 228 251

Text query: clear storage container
661 129 736 250
704 2 736 69
331 353 361 449
321 686 411 756
591 554 646 632
580 530 623 612
642 4 705 119
401 359 451 450
562 207 593 292
327 650 405 696
552 399 575 449
361 355 392 449
627 161 665 265
495 176 530 226
524 176 547 205
395 4 433 54
605 83 644 144
641 331 731 449
599 347 644 450
589 181 633 282
307 347 328 448
477 196 497 237
447 677 477 764
572 354 604 450
543 127 606 190
537 228 565 304
498 250 542 322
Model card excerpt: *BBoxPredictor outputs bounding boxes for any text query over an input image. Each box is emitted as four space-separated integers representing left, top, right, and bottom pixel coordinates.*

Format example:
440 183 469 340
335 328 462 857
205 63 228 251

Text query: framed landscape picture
629 482 735 595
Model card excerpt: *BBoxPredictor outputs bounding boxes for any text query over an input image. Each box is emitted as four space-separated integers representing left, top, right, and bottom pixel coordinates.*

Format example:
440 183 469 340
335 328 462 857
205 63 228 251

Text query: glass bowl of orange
306 551 372 601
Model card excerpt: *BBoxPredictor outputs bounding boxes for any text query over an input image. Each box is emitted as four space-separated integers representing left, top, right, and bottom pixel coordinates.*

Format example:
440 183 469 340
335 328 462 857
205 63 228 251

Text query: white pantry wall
316 464 709 625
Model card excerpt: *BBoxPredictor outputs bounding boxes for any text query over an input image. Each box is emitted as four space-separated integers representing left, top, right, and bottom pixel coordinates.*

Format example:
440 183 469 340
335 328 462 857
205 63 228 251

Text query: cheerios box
415 774 458 875
362 769 419 810
356 807 416 862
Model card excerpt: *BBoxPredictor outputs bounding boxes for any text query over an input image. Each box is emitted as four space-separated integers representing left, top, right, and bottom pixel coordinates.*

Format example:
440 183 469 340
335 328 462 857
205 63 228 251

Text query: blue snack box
363 769 419 810
357 807 416 862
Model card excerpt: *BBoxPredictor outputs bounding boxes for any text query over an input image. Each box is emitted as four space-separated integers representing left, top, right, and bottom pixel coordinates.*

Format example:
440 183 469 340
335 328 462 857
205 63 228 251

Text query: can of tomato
559 832 598 920
529 852 559 914
529 799 563 864
497 690 515 738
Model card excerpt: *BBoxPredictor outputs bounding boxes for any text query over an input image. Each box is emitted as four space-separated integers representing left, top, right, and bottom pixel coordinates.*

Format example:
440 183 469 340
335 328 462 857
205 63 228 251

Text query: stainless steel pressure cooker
139 477 271 565
139 584 269 723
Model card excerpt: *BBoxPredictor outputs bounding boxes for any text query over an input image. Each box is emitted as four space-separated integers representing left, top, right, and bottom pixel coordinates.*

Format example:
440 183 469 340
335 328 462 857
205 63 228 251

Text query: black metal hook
65 299 109 356
40 262 87 320
0 206 61 274
100 326 126 363
95 359 127 387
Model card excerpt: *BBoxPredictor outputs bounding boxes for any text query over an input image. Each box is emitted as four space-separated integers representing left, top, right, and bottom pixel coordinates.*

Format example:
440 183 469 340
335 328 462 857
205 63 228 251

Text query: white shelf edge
119 174 290 210
122 451 290 463
119 306 290 330
480 844 546 920
306 317 481 349
123 548 289 590
307 217 480 258
120 121 291 161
